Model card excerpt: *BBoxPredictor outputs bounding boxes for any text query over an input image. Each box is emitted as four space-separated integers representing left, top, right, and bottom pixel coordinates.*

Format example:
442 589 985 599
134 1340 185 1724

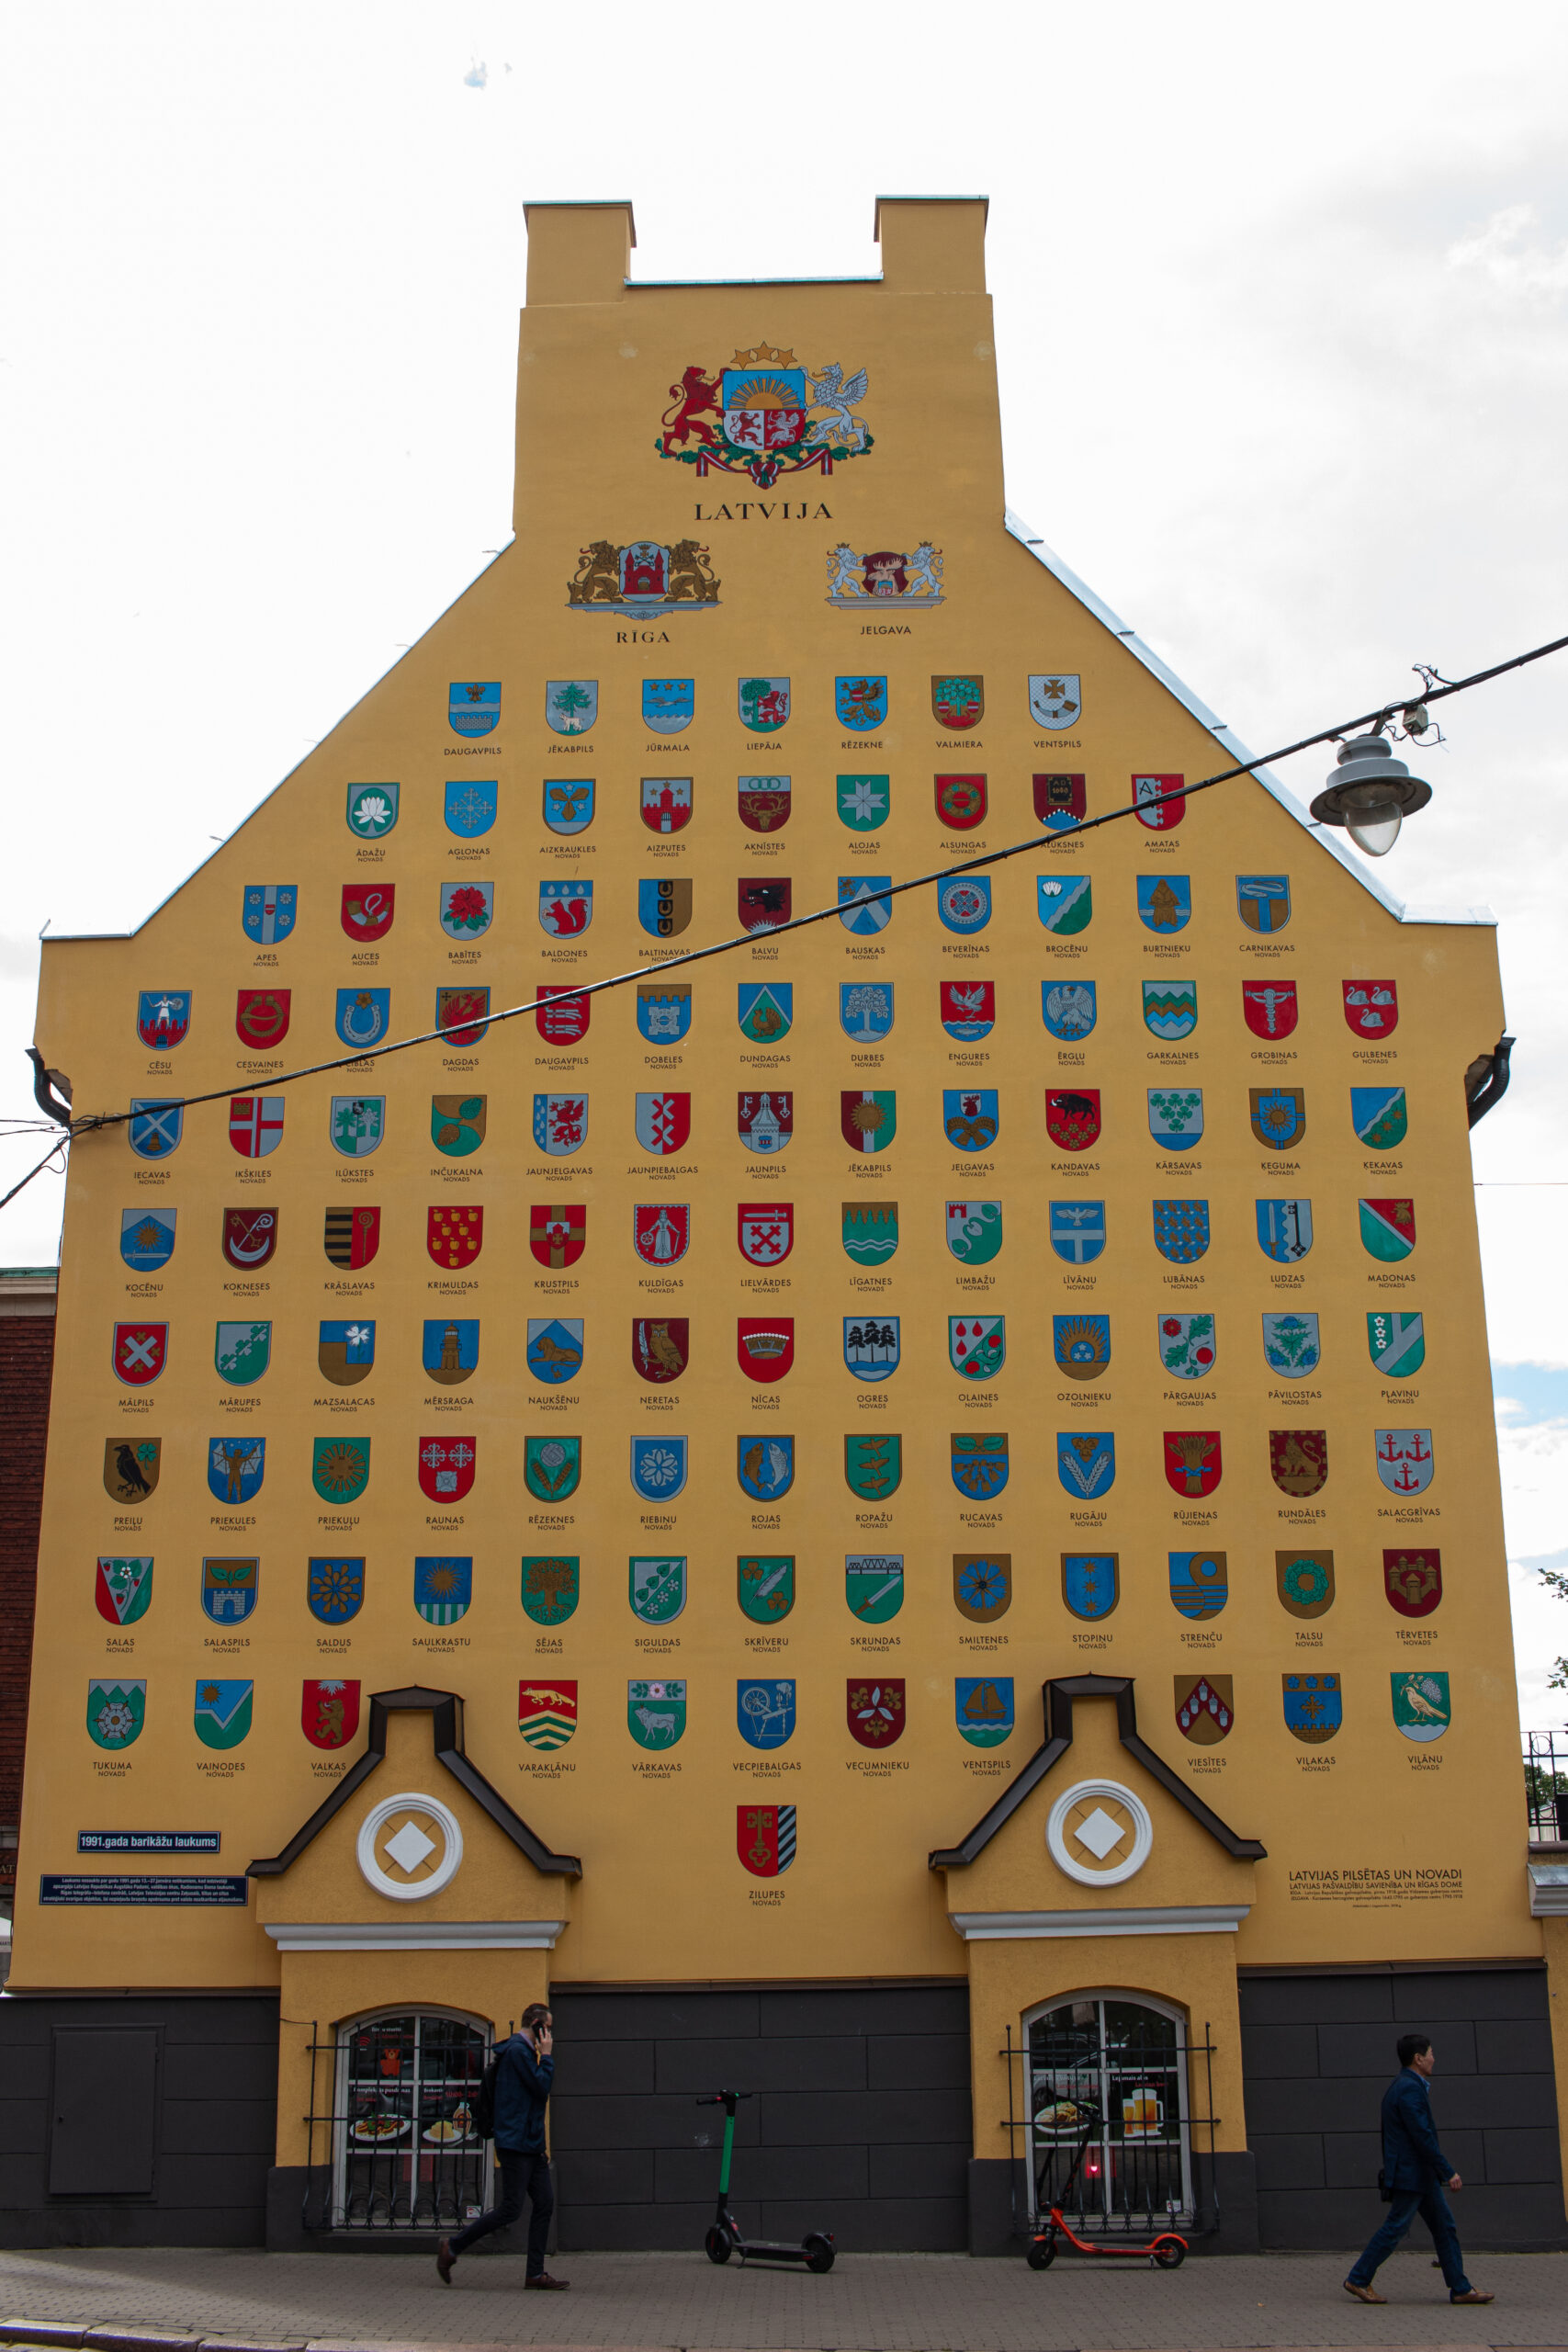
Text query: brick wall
0 1314 56 1871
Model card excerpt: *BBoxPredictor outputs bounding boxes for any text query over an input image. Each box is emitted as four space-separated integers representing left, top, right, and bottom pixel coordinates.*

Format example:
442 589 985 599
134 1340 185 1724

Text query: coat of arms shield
436 987 490 1047
331 1095 384 1158
739 1804 795 1876
341 884 395 941
641 678 693 734
542 777 594 835
846 1555 904 1622
1148 1088 1202 1151
444 778 496 838
739 1438 795 1501
1384 1547 1442 1618
235 989 288 1049
540 879 592 937
1237 874 1291 932
640 776 692 832
737 1679 794 1748
1143 981 1197 1040
208 1436 265 1504
418 1434 476 1501
941 980 993 1040
521 1555 580 1626
1169 1551 1228 1621
1283 1672 1341 1744
1359 1198 1416 1261
525 1435 580 1501
423 1318 479 1385
946 1200 1001 1265
1256 1198 1313 1261
1062 1552 1119 1621
1392 1671 1450 1741
449 680 500 736
635 1202 689 1265
739 775 792 832
1047 1089 1100 1151
519 1680 577 1750
1352 1086 1408 1149
430 1204 483 1267
837 772 888 827
630 1555 686 1624
1176 1674 1233 1743
121 1208 176 1272
632 1318 688 1384
835 676 886 730
228 1094 285 1158
96 1555 153 1626
838 876 892 934
1058 1431 1115 1498
739 1554 795 1620
636 983 689 1042
956 1678 1014 1747
318 1319 374 1385
1375 1428 1434 1494
843 1316 899 1381
1153 1200 1209 1262
842 1090 897 1153
114 1321 167 1385
1344 978 1398 1036
201 1555 257 1623
1251 1087 1306 1151
334 988 389 1049
842 1201 897 1263
847 1678 905 1747
1029 674 1080 729
1134 773 1185 829
931 674 982 729
1037 872 1092 933
1368 1311 1425 1378
844 1433 900 1498
738 1203 791 1264
840 981 895 1040
534 1093 587 1155
243 883 297 942
346 784 397 838
1269 1430 1327 1496
87 1679 146 1749
738 1091 791 1153
1137 876 1190 933
1050 1200 1106 1262
527 1318 583 1385
414 1556 472 1625
311 1438 370 1506
129 1100 183 1158
303 1679 360 1748
1242 980 1297 1039
629 1680 687 1749
215 1320 271 1385
308 1556 365 1624
739 676 790 731
738 1318 794 1382
104 1436 161 1504
953 1553 1011 1623
1164 1430 1220 1497
950 1316 1004 1379
1277 1549 1335 1619
1055 1316 1111 1383
950 1431 1007 1499
546 678 598 734
1034 771 1086 825
935 774 987 830
738 982 792 1042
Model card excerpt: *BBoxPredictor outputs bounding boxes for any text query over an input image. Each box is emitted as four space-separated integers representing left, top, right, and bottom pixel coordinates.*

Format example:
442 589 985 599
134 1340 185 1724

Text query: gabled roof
247 1686 581 1880
1006 510 1496 933
930 1674 1266 1870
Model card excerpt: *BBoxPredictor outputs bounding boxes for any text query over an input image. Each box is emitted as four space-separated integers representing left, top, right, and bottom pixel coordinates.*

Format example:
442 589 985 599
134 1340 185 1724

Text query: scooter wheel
705 2225 733 2264
1152 2239 1186 2269
1026 2234 1055 2269
804 2233 836 2273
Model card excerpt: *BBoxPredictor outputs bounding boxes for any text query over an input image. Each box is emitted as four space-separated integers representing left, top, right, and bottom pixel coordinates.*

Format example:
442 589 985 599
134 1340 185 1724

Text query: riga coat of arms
657 345 872 486
567 538 719 616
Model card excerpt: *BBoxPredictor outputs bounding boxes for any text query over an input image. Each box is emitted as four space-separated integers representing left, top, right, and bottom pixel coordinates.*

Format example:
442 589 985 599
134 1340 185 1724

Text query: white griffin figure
826 543 863 598
805 362 870 449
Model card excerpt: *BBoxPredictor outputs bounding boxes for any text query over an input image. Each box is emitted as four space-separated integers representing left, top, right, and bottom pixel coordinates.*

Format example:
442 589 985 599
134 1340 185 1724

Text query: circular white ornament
1045 1779 1153 1887
355 1790 464 1901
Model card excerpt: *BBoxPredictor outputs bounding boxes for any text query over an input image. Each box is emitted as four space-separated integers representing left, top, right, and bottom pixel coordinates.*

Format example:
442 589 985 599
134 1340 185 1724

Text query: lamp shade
1309 735 1431 857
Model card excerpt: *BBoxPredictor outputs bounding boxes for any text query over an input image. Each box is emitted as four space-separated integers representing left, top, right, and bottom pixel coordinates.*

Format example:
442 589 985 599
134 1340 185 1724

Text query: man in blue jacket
437 2004 568 2290
1344 2033 1491 2304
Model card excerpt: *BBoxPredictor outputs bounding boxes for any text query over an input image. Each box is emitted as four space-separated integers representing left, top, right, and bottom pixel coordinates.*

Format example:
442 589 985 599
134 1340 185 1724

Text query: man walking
437 2003 568 2290
1344 2033 1492 2305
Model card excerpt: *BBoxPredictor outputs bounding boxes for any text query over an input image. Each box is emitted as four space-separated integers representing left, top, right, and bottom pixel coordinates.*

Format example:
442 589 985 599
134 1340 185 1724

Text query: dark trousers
1348 2183 1472 2296
448 2148 553 2274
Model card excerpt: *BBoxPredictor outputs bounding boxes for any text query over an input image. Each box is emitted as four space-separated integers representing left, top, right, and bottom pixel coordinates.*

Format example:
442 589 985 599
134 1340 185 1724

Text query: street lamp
1309 733 1432 856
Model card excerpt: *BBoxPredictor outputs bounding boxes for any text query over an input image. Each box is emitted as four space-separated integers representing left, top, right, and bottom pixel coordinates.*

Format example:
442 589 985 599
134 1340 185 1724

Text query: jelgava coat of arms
657 344 872 486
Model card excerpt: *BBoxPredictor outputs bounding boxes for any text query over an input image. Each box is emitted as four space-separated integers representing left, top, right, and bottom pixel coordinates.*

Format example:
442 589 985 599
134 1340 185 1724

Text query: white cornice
950 1904 1251 1940
1527 1864 1568 1917
264 1919 568 1951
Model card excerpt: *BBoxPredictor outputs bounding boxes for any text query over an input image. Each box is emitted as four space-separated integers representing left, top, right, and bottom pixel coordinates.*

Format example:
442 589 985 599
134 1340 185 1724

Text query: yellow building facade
9 198 1565 2256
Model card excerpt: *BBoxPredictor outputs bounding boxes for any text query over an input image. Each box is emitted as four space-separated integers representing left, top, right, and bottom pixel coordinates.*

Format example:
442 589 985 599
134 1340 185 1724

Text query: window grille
298 2009 499 2233
1525 1729 1568 1841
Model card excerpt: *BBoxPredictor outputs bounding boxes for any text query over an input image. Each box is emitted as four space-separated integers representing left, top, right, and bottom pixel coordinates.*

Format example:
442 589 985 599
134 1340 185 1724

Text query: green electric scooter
696 2090 836 2270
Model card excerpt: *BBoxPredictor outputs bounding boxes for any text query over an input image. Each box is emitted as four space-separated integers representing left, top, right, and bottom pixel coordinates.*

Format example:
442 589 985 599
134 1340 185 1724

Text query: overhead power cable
6 626 1563 1209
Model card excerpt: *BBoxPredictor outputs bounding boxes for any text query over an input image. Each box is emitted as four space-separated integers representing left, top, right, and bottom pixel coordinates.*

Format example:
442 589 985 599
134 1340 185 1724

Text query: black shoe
435 2237 456 2284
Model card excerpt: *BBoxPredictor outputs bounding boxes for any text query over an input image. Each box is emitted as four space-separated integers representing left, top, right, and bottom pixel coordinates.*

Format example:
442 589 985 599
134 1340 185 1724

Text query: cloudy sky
3 0 1564 1715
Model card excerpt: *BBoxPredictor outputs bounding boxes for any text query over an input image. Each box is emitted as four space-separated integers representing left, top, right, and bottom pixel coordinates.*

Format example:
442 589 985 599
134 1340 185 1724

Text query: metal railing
299 2011 501 2233
1526 1729 1568 1842
1000 2009 1219 2243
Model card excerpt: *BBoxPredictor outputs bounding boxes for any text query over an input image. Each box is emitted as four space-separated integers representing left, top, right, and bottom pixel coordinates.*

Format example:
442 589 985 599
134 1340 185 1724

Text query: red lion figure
660 366 723 451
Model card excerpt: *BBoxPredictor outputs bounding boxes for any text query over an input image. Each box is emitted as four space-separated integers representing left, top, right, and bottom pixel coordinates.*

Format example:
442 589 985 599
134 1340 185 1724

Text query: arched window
1022 1991 1192 2227
332 2007 493 2229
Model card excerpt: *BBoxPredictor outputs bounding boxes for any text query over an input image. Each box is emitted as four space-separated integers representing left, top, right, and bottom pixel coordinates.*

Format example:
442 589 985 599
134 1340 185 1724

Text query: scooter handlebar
695 2089 754 2105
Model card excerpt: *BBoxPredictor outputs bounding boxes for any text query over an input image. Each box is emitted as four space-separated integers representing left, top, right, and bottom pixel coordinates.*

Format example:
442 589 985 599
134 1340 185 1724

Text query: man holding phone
1344 2033 1491 2305
437 2003 568 2290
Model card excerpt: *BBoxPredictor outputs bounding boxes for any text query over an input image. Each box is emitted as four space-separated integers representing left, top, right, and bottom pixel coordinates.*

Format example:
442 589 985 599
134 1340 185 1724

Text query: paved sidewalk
0 2248 1564 2352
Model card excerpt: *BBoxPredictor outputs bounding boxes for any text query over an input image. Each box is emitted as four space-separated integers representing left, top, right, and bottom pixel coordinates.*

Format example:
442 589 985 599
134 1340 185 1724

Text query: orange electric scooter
1026 2097 1187 2269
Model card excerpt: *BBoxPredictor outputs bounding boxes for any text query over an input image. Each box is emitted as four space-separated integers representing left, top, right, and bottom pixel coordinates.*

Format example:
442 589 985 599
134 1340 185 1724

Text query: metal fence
1526 1729 1568 1842
298 2010 500 2233
1001 2000 1219 2243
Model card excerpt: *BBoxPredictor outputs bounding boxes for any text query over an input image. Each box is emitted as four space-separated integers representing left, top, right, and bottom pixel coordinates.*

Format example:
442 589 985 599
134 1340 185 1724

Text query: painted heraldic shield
525 1435 580 1501
632 1317 688 1384
424 1318 479 1385
1359 1197 1416 1261
543 775 595 835
630 1680 687 1749
418 1434 476 1501
957 1677 1014 1747
1051 1200 1106 1263
932 674 983 729
1038 872 1092 933
738 1317 794 1382
739 1554 795 1622
527 1317 583 1385
202 1555 257 1624
1157 1313 1214 1381
1277 1548 1335 1619
737 1679 794 1749
739 1804 795 1877
331 1095 384 1158
540 985 591 1043
1062 1552 1119 1622
1385 1547 1442 1618
1035 772 1086 826
938 876 990 933
637 1091 691 1155
1352 1085 1408 1148
640 776 692 833
1143 981 1196 1040
121 1208 176 1272
739 982 792 1042
1392 1670 1450 1741
1344 978 1398 1036
96 1555 153 1626
838 772 889 828
450 680 500 736
936 773 987 830
430 1205 483 1268
836 676 886 730
845 1432 900 1498
738 1091 791 1153
1056 1315 1111 1382
432 1095 486 1158
1236 873 1291 931
1153 1200 1209 1263
440 883 493 938
739 676 789 731
335 987 389 1049
1030 674 1080 729
1058 1431 1115 1498
114 1322 167 1385
1134 772 1184 829
1283 1672 1341 1745
739 1437 795 1501
843 1090 897 1153
844 1315 899 1381
843 1201 897 1263
1176 1674 1234 1742
235 988 288 1048
1257 1198 1313 1261
739 775 792 832
303 1679 360 1748
243 882 297 942
1269 1430 1327 1496
947 1200 1001 1265
414 1556 472 1625
1047 1089 1100 1151
546 678 597 734
540 878 592 937
129 1099 183 1158
738 1203 791 1265
1148 1088 1202 1151
640 678 692 734
1165 1429 1221 1497
839 876 892 934
953 1553 1011 1623
535 1093 587 1155
942 980 994 1040
1137 875 1190 932
1242 979 1297 1039
319 1319 375 1385
1262 1312 1320 1378
944 1090 998 1152
312 1438 369 1505
209 1436 265 1504
636 1202 689 1266
1368 1310 1425 1377
1375 1428 1434 1494
950 1316 1005 1379
521 1555 579 1627
1169 1551 1227 1622
848 1678 905 1747
436 988 490 1047
346 784 397 839
637 983 690 1042
1251 1086 1305 1151
841 980 895 1040
221 1208 275 1270
215 1320 270 1385
308 1556 365 1624
951 1430 1007 1500
341 883 394 941
104 1437 160 1504
445 778 495 838
519 1680 577 1750
846 1554 905 1623
630 1555 687 1625
87 1679 145 1749
229 1094 284 1158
